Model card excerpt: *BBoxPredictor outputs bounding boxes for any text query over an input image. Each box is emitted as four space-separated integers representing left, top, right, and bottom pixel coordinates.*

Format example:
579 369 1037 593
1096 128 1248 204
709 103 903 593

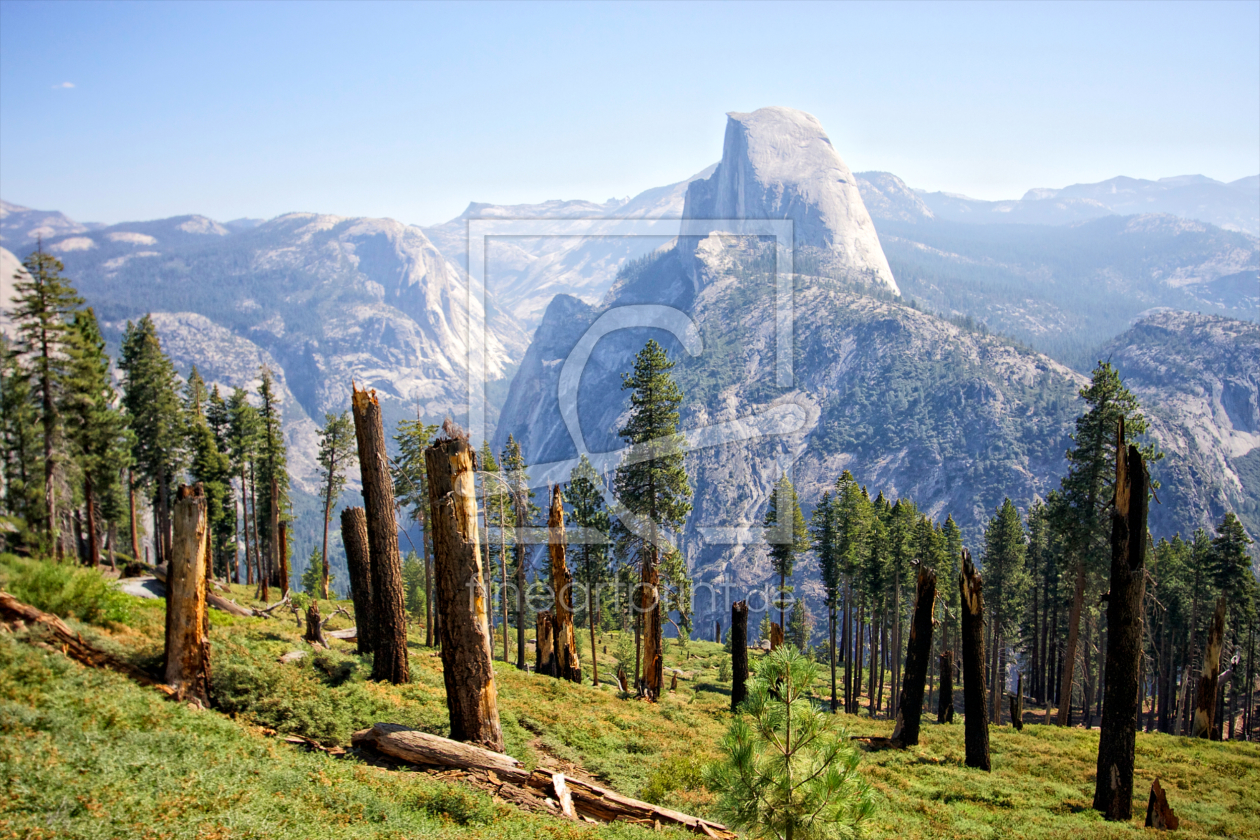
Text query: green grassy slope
1 557 1257 840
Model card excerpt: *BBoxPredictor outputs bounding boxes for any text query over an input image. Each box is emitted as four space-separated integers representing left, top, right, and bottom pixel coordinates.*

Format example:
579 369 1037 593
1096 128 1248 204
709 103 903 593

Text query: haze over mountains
1 105 1257 593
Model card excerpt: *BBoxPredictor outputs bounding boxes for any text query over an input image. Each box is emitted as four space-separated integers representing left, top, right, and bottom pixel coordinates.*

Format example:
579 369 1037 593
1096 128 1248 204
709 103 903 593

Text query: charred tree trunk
891 566 936 746
546 486 582 682
165 485 211 706
938 651 955 723
304 600 329 648
352 385 409 684
424 427 504 751
1057 558 1087 726
1094 422 1148 820
731 600 749 711
341 507 375 656
1191 598 1228 738
536 611 555 676
1010 671 1024 731
959 549 990 771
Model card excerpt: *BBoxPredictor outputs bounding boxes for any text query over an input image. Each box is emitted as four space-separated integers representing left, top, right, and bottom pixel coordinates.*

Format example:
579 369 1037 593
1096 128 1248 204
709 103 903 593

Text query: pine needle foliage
708 645 874 840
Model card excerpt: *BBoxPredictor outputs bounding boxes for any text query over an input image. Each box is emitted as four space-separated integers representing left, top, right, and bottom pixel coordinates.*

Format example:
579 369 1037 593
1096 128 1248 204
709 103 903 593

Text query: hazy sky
1 0 1257 227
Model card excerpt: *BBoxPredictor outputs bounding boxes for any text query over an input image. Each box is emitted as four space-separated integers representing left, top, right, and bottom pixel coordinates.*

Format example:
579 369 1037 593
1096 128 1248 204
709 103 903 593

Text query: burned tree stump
891 565 936 747
1094 420 1148 819
937 651 955 723
304 600 329 648
425 425 504 752
770 621 784 651
1191 597 1228 738
536 611 556 676
341 507 374 656
546 486 582 683
959 549 990 771
352 385 409 685
1010 671 1024 731
731 600 749 711
1144 779 1179 830
165 485 211 706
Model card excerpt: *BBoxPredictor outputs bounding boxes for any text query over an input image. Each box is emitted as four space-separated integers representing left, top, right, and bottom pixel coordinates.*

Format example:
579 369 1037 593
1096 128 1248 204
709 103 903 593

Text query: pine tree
811 488 841 711
764 473 808 630
119 315 184 564
661 546 693 643
500 434 537 670
392 417 438 643
0 337 40 535
788 597 812 651
185 371 232 580
983 497 1030 723
255 366 288 587
64 308 130 567
613 340 692 700
568 454 611 684
11 247 83 555
316 410 356 599
226 388 261 585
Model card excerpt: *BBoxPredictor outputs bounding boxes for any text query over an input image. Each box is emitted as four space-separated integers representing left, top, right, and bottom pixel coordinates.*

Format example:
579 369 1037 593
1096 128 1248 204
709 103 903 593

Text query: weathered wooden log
770 621 784 651
424 426 504 751
164 485 212 706
640 548 663 700
1144 778 1179 830
536 611 556 676
0 590 173 695
328 627 358 641
1094 421 1148 819
304 600 329 648
959 548 990 771
546 486 582 683
937 650 955 723
731 600 749 711
891 565 936 747
1191 597 1228 738
351 385 409 684
341 506 374 656
351 723 736 838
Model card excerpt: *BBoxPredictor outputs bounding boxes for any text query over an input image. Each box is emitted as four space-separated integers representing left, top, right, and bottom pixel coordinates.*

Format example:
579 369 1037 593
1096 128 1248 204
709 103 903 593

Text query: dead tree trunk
352 385 409 684
1145 779 1179 830
1010 671 1024 731
770 621 784 651
891 566 936 747
269 476 280 588
732 600 749 711
1094 422 1148 819
1057 558 1087 726
278 520 289 598
938 651 955 723
1191 597 1228 738
536 611 555 676
165 485 211 706
640 545 663 700
959 549 990 771
304 600 329 648
341 506 375 656
546 486 582 683
424 426 504 751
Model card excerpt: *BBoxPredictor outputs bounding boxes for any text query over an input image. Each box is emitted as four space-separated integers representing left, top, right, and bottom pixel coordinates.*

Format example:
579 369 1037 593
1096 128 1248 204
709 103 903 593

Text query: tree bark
1094 423 1148 819
84 475 99 567
1057 558 1087 726
938 651 955 723
536 611 555 676
640 544 663 700
1010 671 1024 730
959 549 990 771
165 485 211 706
341 506 375 656
321 459 336 600
891 566 936 746
352 385 409 684
129 469 141 564
1144 779 1179 830
424 428 504 751
770 621 784 652
546 486 582 683
731 600 749 711
278 518 289 598
1191 597 1228 738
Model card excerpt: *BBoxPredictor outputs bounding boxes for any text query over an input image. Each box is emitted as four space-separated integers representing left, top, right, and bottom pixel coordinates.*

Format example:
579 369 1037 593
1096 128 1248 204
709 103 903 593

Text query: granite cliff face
680 108 898 295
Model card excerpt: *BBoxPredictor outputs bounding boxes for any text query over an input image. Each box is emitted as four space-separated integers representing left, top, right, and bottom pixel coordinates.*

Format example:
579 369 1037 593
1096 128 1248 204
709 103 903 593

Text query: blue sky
1 0 1257 227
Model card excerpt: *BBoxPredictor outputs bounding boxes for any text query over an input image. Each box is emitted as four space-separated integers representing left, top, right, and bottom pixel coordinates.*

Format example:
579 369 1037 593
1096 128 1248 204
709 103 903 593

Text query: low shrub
5 557 132 626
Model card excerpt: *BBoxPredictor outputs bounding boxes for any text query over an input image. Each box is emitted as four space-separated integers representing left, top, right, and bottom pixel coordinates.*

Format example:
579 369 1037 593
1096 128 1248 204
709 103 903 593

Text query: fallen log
351 723 735 838
0 590 173 697
328 627 358 641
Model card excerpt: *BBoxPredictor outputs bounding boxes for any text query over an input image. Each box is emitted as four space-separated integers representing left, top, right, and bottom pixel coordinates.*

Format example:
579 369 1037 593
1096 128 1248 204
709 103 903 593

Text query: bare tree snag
536 611 556 676
959 549 990 771
770 621 784 651
1144 779 1179 830
341 506 375 656
351 385 409 684
546 486 582 683
269 476 280 588
938 651 955 723
165 485 211 706
278 520 289 598
304 600 329 648
891 565 936 747
425 426 504 752
1094 420 1148 819
731 600 749 711
0 591 173 695
1191 597 1228 738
